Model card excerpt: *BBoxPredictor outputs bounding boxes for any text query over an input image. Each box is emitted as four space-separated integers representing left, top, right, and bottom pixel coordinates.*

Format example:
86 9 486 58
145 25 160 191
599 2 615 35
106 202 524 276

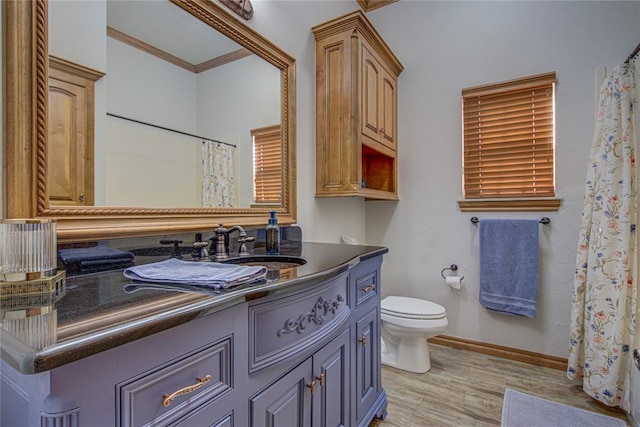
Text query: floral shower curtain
568 63 637 410
202 141 236 208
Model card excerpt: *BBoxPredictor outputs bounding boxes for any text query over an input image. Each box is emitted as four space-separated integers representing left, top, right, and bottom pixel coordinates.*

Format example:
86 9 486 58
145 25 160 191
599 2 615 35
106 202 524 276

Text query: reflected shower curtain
568 63 637 410
202 141 236 208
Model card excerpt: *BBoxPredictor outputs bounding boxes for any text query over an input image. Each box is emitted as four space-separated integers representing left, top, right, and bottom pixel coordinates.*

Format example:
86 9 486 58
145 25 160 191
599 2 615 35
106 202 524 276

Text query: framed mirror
3 0 296 242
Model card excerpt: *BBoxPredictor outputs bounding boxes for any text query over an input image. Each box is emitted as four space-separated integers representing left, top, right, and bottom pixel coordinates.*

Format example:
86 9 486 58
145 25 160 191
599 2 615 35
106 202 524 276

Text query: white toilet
380 296 448 373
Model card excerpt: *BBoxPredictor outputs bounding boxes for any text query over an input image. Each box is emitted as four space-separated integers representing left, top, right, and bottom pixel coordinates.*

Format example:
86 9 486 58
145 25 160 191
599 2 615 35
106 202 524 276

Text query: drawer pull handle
362 285 376 293
162 374 212 407
316 372 325 386
359 335 368 347
307 380 316 395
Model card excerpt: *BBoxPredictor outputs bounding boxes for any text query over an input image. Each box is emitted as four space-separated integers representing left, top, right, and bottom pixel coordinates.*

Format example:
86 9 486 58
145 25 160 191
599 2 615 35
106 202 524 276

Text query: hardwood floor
370 343 630 426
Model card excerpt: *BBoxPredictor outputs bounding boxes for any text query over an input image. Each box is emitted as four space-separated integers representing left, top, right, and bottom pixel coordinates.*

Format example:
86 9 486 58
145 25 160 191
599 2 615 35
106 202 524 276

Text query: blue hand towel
123 258 267 289
58 246 135 264
479 219 539 317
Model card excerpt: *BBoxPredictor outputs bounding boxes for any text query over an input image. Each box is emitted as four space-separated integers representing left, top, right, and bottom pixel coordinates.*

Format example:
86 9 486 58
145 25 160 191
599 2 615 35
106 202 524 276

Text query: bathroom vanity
0 239 388 427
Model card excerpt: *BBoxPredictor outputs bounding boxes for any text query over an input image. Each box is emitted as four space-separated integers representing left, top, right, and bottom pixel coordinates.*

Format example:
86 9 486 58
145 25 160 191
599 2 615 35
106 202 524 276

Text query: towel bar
470 217 550 224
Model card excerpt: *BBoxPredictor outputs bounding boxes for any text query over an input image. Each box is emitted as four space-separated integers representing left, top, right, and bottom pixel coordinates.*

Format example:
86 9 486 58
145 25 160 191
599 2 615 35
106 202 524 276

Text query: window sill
457 197 562 212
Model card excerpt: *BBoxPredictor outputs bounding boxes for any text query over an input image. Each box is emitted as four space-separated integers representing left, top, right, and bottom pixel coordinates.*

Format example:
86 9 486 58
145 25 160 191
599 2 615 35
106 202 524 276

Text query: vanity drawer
355 269 378 307
117 336 232 427
248 272 350 373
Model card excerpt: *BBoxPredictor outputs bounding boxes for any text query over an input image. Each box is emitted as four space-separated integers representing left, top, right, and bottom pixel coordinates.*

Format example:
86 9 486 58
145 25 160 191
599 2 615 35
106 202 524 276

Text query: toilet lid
381 296 446 320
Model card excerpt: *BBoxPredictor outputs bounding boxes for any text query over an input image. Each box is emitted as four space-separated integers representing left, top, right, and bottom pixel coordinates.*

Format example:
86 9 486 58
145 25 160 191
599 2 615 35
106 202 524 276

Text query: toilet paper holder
441 264 464 280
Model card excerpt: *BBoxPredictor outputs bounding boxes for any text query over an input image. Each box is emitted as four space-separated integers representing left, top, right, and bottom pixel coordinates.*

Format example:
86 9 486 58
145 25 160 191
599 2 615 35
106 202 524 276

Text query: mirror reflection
48 0 282 209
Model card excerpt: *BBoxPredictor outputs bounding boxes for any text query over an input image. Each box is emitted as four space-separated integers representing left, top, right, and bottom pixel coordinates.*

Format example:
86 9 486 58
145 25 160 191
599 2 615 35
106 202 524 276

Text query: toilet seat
381 296 446 320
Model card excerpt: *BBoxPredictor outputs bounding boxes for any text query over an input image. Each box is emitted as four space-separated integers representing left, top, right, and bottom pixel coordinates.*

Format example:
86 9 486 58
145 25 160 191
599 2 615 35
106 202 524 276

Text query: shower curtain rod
624 41 640 64
106 113 237 148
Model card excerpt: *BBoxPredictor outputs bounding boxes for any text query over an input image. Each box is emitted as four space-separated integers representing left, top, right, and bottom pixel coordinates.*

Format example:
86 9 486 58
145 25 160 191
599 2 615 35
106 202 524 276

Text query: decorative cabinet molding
48 56 104 207
248 273 350 373
313 11 403 201
356 0 399 12
277 295 345 336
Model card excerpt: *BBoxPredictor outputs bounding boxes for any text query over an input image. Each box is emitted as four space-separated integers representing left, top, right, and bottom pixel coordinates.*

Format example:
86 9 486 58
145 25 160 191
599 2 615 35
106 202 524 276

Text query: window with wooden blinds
462 72 556 201
252 125 282 204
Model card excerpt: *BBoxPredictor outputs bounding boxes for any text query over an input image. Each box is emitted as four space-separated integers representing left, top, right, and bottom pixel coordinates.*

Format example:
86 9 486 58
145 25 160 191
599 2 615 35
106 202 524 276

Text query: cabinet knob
316 372 325 386
362 285 376 293
162 374 211 407
359 335 368 347
306 380 316 395
79 193 85 202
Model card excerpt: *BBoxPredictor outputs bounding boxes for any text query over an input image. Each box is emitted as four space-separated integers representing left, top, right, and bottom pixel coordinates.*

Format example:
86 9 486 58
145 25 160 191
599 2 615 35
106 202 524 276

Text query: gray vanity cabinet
0 251 387 427
0 302 245 427
246 269 352 427
247 255 384 427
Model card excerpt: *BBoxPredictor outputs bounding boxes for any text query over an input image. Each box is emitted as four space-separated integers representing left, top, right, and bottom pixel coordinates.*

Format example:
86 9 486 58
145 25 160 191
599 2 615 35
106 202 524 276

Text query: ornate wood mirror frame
3 0 296 242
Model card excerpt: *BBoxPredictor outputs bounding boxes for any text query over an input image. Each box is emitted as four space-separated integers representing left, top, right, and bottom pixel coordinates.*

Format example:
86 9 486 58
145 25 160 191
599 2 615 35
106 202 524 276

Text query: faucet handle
191 241 209 260
159 239 184 258
238 236 256 257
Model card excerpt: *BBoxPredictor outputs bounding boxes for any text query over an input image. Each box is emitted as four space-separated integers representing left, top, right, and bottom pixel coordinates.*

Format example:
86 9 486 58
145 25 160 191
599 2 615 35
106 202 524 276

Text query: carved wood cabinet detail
313 11 403 201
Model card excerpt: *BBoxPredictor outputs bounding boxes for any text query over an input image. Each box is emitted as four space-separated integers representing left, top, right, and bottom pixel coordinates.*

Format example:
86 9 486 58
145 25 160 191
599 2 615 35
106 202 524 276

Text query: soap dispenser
266 211 280 255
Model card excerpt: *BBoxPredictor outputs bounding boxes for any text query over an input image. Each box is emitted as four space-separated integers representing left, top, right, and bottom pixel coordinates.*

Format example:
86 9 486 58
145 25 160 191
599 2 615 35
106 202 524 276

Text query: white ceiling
106 0 242 64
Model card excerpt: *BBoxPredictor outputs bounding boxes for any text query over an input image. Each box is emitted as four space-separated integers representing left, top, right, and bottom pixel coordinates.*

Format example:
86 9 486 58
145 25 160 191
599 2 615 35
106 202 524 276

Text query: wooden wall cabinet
313 11 403 200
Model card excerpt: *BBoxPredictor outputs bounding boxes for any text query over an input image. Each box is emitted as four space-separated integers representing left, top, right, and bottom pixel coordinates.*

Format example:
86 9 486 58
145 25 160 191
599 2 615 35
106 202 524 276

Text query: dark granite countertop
1 239 387 374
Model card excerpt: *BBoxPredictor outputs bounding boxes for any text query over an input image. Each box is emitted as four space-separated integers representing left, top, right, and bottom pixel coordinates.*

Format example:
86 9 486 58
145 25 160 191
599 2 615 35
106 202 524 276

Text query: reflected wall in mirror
3 0 296 242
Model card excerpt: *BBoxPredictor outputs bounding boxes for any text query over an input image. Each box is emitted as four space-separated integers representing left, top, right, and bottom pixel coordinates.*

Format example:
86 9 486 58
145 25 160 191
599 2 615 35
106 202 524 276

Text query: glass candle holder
0 219 57 282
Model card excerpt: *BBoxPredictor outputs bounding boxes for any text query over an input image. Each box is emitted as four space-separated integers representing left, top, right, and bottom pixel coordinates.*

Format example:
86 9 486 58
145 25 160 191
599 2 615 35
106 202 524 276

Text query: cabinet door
312 329 351 427
355 306 379 421
361 42 397 152
48 59 102 207
361 42 383 145
380 69 397 151
250 359 313 427
48 76 91 206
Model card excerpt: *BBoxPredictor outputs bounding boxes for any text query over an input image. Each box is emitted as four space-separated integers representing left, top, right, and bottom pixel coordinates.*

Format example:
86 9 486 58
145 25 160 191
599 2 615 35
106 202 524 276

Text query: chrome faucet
210 224 253 261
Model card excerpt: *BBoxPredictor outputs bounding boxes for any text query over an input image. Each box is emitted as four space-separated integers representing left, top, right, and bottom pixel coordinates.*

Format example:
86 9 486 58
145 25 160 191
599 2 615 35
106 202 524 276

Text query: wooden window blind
252 125 282 204
462 72 556 199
